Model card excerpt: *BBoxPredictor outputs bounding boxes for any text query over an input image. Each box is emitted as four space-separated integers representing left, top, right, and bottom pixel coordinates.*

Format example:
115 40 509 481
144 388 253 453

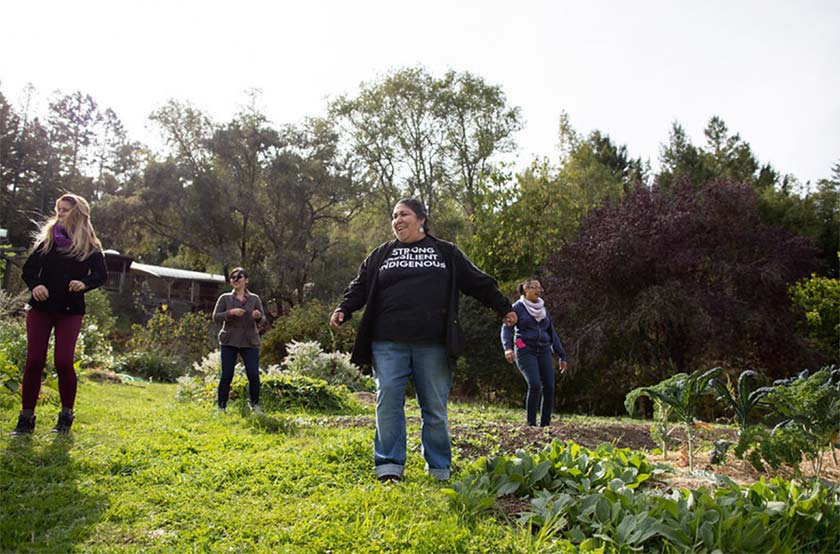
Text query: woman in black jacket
11 193 107 435
330 199 516 482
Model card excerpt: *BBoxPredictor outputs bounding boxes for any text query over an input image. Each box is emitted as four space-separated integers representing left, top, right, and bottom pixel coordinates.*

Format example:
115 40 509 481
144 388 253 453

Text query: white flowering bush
282 340 373 392
190 350 243 379
76 322 115 369
175 348 362 413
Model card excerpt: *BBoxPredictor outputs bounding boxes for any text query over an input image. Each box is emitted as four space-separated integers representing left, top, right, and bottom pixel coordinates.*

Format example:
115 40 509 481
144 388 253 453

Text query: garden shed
103 250 226 315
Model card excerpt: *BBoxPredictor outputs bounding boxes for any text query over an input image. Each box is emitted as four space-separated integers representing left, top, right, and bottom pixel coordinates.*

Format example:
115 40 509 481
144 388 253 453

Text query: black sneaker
51 411 74 434
378 474 402 483
10 413 36 436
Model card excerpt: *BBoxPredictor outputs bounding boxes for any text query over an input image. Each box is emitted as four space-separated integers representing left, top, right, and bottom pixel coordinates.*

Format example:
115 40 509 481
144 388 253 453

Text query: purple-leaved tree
542 179 823 414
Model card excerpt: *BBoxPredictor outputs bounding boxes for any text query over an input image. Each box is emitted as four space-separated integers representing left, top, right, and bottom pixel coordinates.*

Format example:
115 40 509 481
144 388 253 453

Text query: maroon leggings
21 308 84 411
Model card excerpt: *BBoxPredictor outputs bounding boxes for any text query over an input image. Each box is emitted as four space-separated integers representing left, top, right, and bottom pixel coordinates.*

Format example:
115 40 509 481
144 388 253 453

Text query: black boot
51 410 74 434
10 413 36 436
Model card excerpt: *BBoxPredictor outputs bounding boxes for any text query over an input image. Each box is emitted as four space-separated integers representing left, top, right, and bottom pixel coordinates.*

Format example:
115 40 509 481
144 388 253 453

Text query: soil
448 418 840 488
336 398 840 487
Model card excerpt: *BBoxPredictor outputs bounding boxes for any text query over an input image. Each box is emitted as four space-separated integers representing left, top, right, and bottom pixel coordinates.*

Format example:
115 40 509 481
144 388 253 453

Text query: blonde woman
12 194 107 435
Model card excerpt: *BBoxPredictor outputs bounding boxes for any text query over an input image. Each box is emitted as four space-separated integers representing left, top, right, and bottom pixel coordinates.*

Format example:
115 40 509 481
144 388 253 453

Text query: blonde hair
33 193 102 260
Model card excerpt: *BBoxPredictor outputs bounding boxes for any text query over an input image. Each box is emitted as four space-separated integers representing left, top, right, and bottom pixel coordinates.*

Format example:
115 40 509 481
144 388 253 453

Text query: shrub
790 275 840 358
111 351 184 383
0 289 28 319
84 288 117 338
189 350 237 379
252 373 358 413
760 367 840 478
282 340 373 392
0 317 28 372
75 322 115 369
127 309 214 367
176 370 358 413
544 180 821 413
0 350 20 409
261 300 357 365
454 294 522 404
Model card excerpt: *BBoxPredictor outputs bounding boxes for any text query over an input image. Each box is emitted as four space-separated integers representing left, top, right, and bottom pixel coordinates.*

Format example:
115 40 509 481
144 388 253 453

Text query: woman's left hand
68 280 87 292
252 309 262 320
558 360 568 375
503 311 517 327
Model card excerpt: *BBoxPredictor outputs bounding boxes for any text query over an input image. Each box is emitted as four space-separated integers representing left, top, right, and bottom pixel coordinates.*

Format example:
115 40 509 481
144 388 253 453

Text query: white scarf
520 295 546 322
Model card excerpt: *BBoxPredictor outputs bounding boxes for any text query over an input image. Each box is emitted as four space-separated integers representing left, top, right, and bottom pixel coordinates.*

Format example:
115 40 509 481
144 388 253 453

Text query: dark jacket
212 291 265 348
335 237 512 369
501 300 566 361
22 247 107 315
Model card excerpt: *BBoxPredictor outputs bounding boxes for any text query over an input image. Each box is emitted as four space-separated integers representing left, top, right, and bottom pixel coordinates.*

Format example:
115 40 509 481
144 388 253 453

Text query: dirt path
330 404 840 487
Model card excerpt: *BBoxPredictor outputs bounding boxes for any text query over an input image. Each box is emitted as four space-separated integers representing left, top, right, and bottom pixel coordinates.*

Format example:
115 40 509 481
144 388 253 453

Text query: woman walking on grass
330 198 516 483
501 278 567 427
12 193 107 436
213 267 264 414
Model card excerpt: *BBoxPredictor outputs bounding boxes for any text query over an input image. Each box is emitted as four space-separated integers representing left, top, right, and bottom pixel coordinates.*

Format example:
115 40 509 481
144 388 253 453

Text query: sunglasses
232 273 247 282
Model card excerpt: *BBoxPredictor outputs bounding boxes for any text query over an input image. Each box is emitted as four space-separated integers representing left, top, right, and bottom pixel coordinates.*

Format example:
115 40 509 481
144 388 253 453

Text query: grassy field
1 381 550 553
5 380 837 553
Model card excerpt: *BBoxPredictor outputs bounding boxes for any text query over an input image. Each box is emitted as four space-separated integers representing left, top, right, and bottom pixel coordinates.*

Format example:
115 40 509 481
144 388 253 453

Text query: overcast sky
2 0 838 184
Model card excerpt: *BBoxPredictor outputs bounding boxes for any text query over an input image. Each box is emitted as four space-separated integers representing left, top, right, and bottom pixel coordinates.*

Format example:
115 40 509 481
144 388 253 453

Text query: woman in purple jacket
12 193 107 435
501 278 567 427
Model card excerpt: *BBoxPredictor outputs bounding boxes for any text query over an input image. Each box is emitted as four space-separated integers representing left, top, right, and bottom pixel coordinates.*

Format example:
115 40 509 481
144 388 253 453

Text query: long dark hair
518 277 540 296
396 198 431 235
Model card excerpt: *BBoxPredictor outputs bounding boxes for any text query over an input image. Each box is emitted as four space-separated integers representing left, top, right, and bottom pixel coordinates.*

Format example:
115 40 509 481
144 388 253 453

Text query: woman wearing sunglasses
212 267 264 414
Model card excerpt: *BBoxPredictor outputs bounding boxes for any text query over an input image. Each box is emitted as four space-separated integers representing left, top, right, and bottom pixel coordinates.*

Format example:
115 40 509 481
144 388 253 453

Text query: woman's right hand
329 310 344 330
504 349 515 364
228 308 246 317
32 285 49 301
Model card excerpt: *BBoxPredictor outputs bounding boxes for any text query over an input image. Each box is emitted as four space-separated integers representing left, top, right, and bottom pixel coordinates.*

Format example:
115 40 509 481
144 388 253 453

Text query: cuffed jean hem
374 463 404 478
427 467 451 481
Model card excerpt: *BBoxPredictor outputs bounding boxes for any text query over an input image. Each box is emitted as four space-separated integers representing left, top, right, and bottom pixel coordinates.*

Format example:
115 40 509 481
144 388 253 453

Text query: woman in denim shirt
501 278 567 426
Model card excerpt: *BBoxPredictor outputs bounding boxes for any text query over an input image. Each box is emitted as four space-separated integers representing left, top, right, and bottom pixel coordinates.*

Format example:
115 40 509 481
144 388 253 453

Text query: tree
436 70 523 218
542 179 822 414
45 91 101 202
657 116 760 191
657 118 838 277
466 115 641 282
127 99 365 311
141 100 240 267
249 118 364 307
330 66 522 227
208 104 282 262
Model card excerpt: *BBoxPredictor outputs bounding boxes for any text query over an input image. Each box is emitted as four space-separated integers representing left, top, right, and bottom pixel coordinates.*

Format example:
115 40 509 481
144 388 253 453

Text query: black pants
218 345 260 407
515 346 555 426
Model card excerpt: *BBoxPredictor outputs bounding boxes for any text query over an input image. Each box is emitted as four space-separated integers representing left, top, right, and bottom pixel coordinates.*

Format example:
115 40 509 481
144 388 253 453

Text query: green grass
1 381 551 553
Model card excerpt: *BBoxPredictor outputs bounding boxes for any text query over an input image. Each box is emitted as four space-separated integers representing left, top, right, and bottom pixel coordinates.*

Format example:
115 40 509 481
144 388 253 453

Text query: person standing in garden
213 267 264 414
501 278 568 427
330 198 517 483
11 193 108 435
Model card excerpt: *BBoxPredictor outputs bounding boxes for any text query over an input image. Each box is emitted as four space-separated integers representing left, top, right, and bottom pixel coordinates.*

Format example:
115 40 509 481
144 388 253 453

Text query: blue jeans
371 341 452 481
218 345 260 408
515 346 555 426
